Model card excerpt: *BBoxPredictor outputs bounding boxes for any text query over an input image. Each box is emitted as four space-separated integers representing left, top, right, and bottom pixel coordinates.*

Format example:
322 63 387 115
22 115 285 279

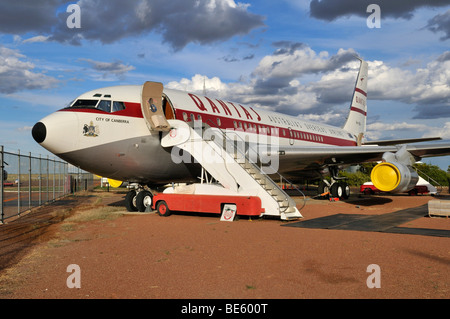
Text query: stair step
180 124 300 219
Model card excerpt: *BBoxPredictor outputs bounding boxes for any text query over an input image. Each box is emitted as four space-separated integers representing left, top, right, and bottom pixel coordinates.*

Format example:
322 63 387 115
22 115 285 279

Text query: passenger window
183 112 188 121
112 101 125 112
97 100 111 112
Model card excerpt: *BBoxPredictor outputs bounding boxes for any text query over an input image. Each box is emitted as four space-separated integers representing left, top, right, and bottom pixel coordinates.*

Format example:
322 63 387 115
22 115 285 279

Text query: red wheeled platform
152 193 264 217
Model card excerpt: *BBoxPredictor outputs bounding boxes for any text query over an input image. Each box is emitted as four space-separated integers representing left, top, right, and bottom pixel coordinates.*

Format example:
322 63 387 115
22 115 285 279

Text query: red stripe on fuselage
174 109 356 147
59 101 356 147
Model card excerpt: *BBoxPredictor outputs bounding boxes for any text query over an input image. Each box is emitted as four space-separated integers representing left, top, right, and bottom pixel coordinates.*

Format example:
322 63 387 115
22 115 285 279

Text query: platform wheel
125 190 138 212
136 190 153 212
156 201 171 217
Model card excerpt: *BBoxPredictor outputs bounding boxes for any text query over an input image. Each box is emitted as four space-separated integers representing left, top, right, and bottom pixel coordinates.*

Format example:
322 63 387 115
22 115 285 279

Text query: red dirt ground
0 189 448 300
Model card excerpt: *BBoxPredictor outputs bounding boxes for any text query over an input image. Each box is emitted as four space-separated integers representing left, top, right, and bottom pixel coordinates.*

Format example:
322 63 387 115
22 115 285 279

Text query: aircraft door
288 127 294 145
141 81 170 132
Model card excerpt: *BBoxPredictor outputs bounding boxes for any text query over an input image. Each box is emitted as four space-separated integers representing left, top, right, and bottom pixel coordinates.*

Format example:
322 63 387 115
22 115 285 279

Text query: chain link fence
1 146 94 223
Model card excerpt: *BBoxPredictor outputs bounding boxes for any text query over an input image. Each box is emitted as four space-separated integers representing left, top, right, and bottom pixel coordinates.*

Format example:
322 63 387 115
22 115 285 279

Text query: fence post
39 154 42 206
17 150 20 216
1 146 4 224
53 157 56 200
29 152 32 209
46 155 49 203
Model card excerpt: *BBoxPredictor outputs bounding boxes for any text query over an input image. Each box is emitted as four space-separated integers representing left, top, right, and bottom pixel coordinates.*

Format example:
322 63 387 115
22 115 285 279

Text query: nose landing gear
125 186 154 212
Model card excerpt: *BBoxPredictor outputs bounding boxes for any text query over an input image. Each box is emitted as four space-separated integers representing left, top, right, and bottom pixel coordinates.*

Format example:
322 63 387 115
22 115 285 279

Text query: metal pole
46 155 49 203
53 158 56 200
1 146 4 224
17 150 20 216
29 152 32 209
39 155 42 206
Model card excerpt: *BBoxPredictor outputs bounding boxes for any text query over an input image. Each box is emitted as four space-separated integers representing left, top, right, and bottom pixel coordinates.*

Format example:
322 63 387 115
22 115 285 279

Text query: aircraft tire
341 182 350 199
156 201 171 217
136 190 153 212
318 181 330 197
125 190 138 212
330 183 343 198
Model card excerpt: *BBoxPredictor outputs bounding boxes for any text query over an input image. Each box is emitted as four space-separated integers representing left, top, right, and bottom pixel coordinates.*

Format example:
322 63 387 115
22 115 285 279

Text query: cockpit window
72 99 98 108
112 101 125 112
97 100 111 112
70 99 126 113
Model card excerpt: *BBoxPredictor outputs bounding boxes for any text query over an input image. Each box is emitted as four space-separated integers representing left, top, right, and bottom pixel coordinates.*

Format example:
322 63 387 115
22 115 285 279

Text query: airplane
32 58 450 219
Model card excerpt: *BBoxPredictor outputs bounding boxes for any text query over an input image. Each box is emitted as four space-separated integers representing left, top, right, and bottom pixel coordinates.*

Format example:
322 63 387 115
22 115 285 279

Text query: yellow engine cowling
371 161 418 193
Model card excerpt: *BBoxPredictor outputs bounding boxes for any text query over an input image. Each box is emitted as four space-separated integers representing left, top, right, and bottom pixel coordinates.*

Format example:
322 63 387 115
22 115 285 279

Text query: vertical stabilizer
343 59 368 145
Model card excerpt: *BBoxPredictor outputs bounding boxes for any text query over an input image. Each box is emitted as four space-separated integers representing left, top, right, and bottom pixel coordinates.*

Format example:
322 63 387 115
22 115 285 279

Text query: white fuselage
34 85 357 185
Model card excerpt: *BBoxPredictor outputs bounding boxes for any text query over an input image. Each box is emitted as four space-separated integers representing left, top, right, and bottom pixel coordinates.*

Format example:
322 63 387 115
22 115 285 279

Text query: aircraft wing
279 141 450 168
363 137 442 146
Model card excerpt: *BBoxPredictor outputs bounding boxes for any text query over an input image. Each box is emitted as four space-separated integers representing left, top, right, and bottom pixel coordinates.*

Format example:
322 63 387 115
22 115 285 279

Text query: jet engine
371 161 418 193
370 146 419 193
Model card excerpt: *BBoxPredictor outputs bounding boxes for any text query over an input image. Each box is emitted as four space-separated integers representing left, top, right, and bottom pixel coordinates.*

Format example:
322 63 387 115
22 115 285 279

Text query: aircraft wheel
156 201 171 217
318 181 330 197
341 182 350 199
136 190 153 212
125 190 138 212
330 183 343 198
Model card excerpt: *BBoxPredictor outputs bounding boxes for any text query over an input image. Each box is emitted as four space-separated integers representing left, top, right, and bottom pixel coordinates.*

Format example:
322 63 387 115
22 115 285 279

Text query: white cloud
166 44 449 127
167 74 229 95
78 58 135 80
0 46 59 94
367 122 429 132
22 35 50 44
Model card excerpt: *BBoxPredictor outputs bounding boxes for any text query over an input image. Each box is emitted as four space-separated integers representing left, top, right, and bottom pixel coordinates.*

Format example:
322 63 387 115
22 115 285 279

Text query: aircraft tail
343 58 368 146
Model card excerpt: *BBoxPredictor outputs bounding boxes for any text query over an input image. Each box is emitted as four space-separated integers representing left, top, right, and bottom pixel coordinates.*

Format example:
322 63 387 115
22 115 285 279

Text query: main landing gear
125 186 153 212
319 180 350 199
318 166 350 200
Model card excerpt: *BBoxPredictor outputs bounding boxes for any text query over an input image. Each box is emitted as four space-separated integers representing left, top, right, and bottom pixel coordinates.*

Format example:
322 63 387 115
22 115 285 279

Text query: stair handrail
205 119 306 212
414 166 444 193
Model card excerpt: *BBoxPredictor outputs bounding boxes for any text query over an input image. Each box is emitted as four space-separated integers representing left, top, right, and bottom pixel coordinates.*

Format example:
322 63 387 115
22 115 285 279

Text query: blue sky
0 0 449 169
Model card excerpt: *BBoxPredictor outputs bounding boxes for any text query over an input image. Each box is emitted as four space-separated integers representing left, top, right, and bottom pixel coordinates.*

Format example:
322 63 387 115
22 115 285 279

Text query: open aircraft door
141 81 171 132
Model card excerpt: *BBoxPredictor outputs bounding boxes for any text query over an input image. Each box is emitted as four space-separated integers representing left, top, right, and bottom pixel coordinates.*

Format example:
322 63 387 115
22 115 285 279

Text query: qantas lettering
188 93 261 122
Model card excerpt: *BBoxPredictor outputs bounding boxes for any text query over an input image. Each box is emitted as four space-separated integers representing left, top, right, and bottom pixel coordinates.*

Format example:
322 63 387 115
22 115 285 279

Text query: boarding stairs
160 119 303 220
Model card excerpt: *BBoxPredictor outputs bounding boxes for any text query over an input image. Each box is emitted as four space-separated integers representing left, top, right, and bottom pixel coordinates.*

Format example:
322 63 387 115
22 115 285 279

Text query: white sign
220 204 237 222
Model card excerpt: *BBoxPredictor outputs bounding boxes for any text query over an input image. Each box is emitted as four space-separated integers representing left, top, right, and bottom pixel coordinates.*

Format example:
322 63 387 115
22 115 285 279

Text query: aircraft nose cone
32 122 47 143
